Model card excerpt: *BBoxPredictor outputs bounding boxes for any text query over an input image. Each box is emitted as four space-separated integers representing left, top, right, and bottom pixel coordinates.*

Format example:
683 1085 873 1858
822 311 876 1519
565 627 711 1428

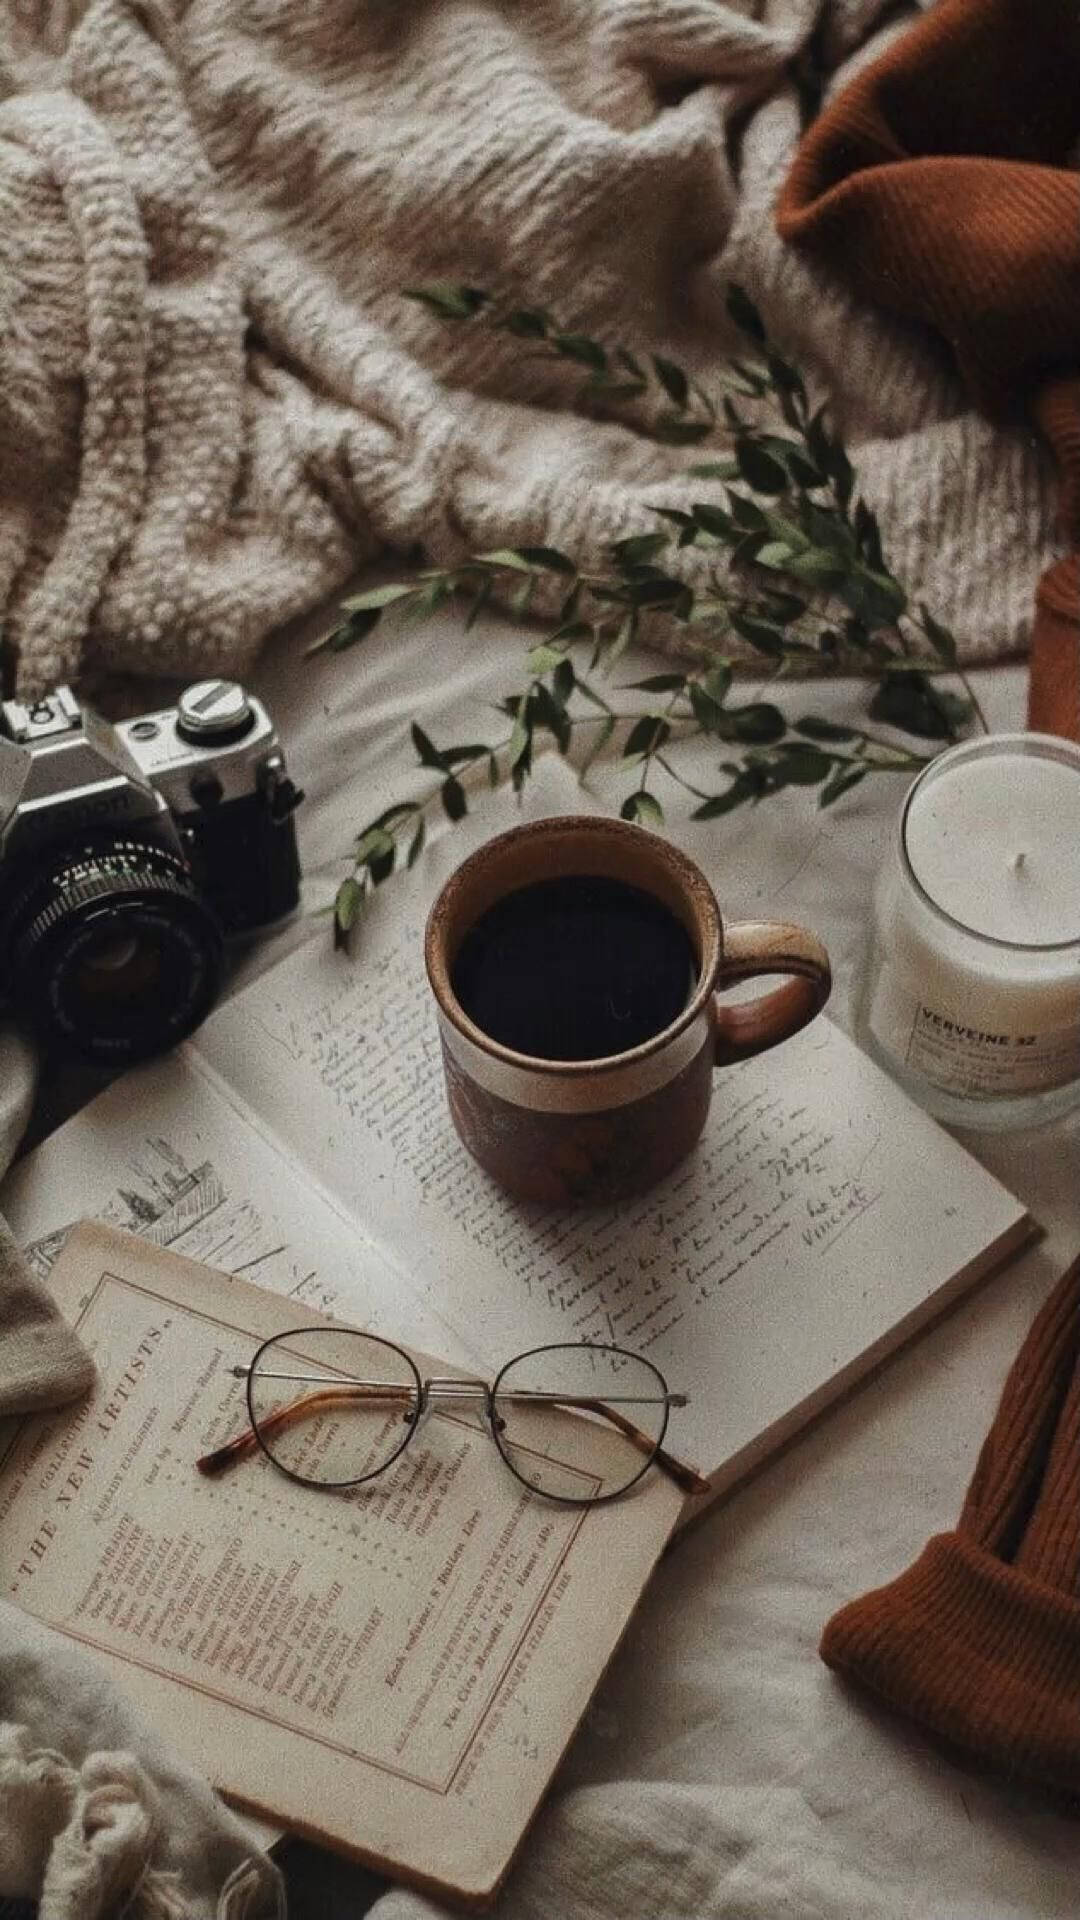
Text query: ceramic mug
424 815 831 1205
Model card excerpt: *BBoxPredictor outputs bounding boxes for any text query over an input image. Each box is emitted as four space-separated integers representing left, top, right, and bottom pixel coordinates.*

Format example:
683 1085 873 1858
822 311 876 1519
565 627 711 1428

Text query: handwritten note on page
192 808 1030 1491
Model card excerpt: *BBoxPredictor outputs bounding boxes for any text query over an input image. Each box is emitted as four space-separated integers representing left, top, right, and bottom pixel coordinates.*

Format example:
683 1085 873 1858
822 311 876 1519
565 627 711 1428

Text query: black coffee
451 875 697 1061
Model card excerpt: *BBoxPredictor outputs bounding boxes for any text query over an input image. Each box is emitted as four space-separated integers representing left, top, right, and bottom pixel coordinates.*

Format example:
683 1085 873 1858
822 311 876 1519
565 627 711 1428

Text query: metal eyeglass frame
196 1330 710 1507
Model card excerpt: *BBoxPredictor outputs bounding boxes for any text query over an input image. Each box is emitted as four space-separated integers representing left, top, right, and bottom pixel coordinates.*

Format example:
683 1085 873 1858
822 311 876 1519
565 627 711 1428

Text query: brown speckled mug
425 816 831 1206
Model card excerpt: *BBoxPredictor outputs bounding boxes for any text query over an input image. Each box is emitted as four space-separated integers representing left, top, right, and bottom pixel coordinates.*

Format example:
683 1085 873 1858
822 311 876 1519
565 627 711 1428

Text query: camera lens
7 839 225 1063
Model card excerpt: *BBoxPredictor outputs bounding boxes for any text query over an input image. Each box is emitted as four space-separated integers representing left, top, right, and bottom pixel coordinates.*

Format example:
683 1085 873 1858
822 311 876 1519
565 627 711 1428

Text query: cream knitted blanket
0 0 1061 696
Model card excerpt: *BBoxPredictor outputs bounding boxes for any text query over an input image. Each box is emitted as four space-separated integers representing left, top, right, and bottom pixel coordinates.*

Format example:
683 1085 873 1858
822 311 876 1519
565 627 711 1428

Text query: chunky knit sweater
0 0 1065 695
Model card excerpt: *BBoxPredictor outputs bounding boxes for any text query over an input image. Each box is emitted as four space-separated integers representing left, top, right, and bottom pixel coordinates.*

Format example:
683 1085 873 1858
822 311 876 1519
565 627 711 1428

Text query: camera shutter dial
176 680 255 745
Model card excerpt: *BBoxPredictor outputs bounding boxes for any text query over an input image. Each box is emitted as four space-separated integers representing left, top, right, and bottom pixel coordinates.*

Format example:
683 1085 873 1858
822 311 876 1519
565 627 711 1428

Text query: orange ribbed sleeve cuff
822 1532 1080 1793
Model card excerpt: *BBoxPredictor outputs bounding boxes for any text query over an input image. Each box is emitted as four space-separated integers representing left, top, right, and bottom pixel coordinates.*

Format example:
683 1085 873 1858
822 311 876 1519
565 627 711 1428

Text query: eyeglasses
196 1328 710 1506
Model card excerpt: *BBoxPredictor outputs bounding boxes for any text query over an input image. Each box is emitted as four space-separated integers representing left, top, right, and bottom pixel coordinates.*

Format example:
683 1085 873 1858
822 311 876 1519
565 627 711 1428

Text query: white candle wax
904 752 1080 945
860 734 1080 1125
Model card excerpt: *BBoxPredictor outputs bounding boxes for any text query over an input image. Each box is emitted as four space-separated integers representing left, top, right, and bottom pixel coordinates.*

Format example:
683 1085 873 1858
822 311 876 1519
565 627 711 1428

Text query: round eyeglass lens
247 1329 421 1487
491 1344 670 1503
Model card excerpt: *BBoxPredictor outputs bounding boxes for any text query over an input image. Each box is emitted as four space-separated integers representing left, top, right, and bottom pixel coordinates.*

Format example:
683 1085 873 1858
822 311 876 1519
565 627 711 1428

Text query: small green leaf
728 703 786 744
553 333 607 370
729 612 785 657
475 548 534 572
623 673 687 693
782 550 844 586
688 461 740 481
369 802 421 833
854 498 886 569
464 575 494 630
819 765 868 808
553 656 576 705
620 790 665 827
727 494 768 531
794 715 856 742
735 440 788 495
731 530 769 567
752 541 796 570
689 683 725 733
531 682 572 752
340 583 416 612
622 575 687 608
726 284 767 344
759 592 807 624
405 283 487 320
514 545 577 575
918 601 958 664
651 355 690 409
407 576 451 618
766 353 807 402
354 825 396 868
605 610 638 666
650 508 696 531
510 574 537 615
502 308 549 338
693 769 763 818
612 532 672 569
527 643 569 674
406 817 427 867
579 710 616 778
442 743 491 768
703 662 733 705
311 605 383 654
691 502 736 539
773 743 832 784
686 597 730 624
869 670 959 741
559 579 583 623
441 776 467 821
334 875 364 942
838 566 907 627
411 722 447 771
788 453 826 489
509 697 532 769
623 715 670 758
368 843 396 885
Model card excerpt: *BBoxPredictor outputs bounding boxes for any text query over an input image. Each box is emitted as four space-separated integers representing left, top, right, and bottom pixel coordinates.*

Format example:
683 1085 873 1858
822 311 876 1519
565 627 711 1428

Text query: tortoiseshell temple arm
556 1396 710 1496
196 1384 415 1476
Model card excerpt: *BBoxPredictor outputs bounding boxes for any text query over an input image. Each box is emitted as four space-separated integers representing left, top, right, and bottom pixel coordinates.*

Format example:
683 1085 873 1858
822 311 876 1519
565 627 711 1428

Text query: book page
0 1224 683 1904
192 813 1031 1488
1 1054 462 1364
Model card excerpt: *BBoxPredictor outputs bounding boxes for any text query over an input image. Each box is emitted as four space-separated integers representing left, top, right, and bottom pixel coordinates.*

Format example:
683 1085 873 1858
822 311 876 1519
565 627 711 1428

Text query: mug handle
712 921 831 1067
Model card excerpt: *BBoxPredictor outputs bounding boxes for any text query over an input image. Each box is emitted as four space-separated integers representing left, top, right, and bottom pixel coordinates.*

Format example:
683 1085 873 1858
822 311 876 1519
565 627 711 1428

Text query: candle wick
1011 851 1027 874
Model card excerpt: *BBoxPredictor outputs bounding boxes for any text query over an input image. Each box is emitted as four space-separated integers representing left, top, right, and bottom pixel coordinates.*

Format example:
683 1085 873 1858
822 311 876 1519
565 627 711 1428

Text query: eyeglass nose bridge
417 1377 500 1428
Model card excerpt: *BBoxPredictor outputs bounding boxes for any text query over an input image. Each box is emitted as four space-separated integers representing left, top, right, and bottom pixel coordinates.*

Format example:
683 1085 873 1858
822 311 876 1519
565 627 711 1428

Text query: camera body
0 680 302 1062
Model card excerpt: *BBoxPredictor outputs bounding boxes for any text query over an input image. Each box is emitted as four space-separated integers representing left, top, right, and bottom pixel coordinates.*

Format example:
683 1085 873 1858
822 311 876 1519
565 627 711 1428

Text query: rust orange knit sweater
820 1254 1080 1795
777 0 1080 739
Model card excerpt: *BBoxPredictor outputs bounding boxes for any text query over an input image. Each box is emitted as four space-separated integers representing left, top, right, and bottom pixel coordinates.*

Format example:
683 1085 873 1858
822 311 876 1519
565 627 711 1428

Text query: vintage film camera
0 680 302 1063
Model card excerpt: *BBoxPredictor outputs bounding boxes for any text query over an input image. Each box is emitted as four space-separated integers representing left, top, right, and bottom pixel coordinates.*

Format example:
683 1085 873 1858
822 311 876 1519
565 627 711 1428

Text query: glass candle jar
856 733 1080 1131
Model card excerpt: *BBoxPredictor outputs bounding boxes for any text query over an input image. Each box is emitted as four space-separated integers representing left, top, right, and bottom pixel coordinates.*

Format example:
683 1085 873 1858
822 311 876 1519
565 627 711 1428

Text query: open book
0 788 1034 1893
0 1222 685 1905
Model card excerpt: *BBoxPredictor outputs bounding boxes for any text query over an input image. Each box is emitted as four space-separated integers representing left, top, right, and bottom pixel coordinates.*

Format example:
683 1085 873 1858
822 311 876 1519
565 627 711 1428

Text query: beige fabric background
0 0 1061 695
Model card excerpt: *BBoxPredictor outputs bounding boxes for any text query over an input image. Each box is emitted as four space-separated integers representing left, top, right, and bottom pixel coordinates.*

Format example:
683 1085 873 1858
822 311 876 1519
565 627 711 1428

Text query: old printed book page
0 1223 685 1906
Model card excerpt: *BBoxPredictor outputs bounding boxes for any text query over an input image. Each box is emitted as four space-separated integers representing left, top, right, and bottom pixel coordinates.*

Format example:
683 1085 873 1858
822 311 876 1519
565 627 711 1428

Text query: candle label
867 976 1080 1098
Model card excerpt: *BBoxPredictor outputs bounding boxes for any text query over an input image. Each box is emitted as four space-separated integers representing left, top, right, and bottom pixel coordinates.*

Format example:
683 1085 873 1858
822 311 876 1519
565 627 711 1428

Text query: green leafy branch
318 284 986 945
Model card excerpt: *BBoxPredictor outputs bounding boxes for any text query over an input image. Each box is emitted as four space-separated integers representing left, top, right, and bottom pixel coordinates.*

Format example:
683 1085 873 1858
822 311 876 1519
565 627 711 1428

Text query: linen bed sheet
222 593 1080 1920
